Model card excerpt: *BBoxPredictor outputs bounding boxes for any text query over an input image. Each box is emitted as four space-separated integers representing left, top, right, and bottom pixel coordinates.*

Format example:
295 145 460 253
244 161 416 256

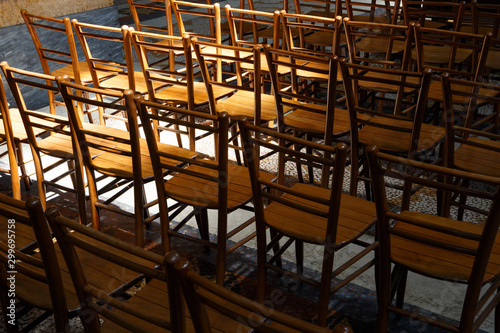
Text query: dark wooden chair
441 73 500 219
135 96 275 285
0 195 76 332
367 145 500 333
339 58 445 197
1 63 86 221
287 0 340 19
264 47 362 186
240 120 377 327
41 204 185 332
344 0 400 24
169 251 353 333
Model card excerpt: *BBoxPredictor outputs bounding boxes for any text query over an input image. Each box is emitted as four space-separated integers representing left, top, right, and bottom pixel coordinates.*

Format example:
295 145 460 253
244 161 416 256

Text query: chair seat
427 80 499 103
265 183 376 245
358 116 446 154
98 71 150 95
164 162 274 210
0 108 63 141
391 210 500 282
304 30 347 48
100 278 249 332
355 37 406 54
51 61 119 84
154 81 235 106
284 103 368 137
411 46 472 65
192 45 254 62
215 90 277 122
454 137 500 177
93 137 196 179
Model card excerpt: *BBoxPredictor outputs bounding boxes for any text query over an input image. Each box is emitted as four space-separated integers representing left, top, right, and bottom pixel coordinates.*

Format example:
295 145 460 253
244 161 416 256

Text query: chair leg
15 141 30 191
495 286 500 333
295 239 304 276
317 244 335 327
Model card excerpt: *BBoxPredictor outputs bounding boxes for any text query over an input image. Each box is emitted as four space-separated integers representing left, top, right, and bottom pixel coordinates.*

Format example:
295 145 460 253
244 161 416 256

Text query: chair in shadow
169 251 354 333
1 63 86 220
240 120 377 326
0 194 76 332
57 78 196 247
135 96 275 285
441 73 500 220
367 145 500 333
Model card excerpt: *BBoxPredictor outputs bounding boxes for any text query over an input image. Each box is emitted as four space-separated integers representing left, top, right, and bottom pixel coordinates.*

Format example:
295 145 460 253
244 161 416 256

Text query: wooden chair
239 120 377 327
401 0 466 30
41 204 185 332
0 67 32 199
169 251 353 333
413 24 493 122
225 5 283 74
280 11 343 59
135 96 275 285
192 39 276 164
57 78 195 247
339 59 445 196
20 10 115 116
0 194 76 332
366 145 500 333
71 20 149 99
1 63 86 221
441 73 500 218
264 46 357 185
343 18 412 64
286 0 340 19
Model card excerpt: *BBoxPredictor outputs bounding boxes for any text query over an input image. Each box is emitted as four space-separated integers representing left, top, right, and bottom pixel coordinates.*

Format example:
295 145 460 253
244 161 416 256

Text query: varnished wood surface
358 116 446 154
264 183 376 245
214 90 277 122
454 137 500 177
154 81 235 106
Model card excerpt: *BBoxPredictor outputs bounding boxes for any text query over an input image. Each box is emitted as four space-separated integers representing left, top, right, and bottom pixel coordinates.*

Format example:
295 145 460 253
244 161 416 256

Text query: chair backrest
441 73 500 171
240 119 348 238
402 0 466 31
127 0 174 36
71 20 136 91
344 0 400 24
171 0 222 45
0 63 80 209
280 11 342 57
20 10 82 114
366 145 500 331
339 57 433 152
225 5 281 50
0 194 70 332
0 67 21 199
192 39 262 120
130 30 195 107
169 251 335 333
263 46 339 153
413 24 492 80
343 18 414 69
469 1 500 38
42 203 184 332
